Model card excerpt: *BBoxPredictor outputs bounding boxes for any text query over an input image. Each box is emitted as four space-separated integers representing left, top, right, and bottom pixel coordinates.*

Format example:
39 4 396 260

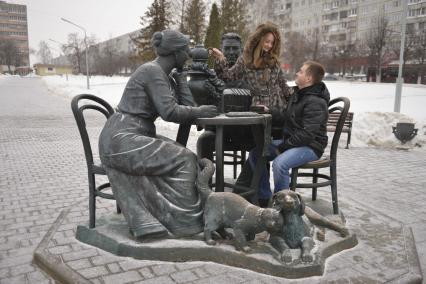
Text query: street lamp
394 0 408 113
61 17 90 89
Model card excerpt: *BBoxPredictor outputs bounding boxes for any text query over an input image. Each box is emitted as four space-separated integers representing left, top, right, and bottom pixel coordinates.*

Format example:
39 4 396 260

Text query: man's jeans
248 139 319 199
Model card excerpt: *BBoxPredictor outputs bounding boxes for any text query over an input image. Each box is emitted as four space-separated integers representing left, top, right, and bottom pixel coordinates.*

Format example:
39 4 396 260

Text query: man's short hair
303 61 325 84
221 33 242 44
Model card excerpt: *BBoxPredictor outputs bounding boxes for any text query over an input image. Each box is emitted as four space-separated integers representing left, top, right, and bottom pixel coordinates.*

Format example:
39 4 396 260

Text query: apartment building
0 0 30 71
244 0 426 49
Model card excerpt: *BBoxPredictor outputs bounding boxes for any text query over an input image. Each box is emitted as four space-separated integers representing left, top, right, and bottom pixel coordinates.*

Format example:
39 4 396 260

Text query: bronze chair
71 94 120 228
290 97 350 214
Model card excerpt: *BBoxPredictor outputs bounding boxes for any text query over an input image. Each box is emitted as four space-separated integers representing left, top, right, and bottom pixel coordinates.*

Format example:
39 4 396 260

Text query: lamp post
394 0 408 113
61 17 90 89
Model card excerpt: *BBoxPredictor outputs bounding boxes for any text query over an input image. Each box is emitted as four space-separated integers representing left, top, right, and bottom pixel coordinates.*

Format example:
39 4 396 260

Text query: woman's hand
171 69 188 86
208 48 225 61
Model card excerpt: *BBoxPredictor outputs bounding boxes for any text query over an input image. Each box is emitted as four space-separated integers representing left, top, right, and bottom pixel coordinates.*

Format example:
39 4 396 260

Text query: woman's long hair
243 22 281 70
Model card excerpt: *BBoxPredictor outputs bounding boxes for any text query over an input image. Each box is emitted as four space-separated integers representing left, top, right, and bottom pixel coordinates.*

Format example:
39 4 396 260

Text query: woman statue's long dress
98 30 218 238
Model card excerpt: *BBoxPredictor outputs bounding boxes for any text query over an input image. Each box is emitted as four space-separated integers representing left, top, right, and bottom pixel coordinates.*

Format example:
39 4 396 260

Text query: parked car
324 74 339 81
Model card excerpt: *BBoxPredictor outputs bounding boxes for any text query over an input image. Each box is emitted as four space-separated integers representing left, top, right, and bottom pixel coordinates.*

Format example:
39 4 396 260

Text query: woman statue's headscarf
152 29 189 56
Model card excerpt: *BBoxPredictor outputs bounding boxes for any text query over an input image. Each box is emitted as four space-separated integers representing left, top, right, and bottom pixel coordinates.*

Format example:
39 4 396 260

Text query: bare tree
63 33 96 74
63 33 85 74
171 0 187 32
365 16 390 82
94 40 121 76
282 31 312 74
37 41 52 64
0 39 19 73
389 25 418 74
310 28 321 61
413 29 426 84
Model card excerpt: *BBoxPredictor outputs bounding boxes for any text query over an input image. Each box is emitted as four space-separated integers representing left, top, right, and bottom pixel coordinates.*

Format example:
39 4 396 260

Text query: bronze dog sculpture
270 190 349 263
269 190 315 262
273 190 349 237
197 159 281 252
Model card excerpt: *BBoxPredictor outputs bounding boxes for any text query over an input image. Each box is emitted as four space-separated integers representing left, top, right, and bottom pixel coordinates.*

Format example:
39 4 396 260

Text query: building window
47 67 53 71
408 9 417 17
349 8 357 16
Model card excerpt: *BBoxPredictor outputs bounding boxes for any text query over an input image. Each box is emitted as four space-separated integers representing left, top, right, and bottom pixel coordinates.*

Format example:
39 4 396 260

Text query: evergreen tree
183 0 206 45
134 0 172 62
204 3 221 49
204 3 221 67
220 0 248 42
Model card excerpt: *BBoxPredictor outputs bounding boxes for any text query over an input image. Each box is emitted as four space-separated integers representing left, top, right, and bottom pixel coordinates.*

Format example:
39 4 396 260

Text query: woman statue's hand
171 69 188 86
197 105 218 118
208 48 225 61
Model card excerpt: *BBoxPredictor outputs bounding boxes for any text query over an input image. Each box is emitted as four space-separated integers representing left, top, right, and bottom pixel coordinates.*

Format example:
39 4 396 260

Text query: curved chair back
71 94 117 228
328 97 350 162
71 94 114 171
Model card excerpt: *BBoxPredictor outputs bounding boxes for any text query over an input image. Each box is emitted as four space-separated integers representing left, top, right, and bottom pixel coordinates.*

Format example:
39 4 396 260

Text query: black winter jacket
277 82 330 157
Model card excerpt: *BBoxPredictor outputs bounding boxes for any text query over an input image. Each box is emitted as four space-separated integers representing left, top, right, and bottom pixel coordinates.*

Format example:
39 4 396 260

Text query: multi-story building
0 0 30 72
89 30 140 75
244 0 426 51
243 0 426 81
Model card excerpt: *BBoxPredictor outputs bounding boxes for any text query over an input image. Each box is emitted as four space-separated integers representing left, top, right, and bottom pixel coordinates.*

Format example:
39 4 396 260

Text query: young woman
209 22 293 206
210 22 292 127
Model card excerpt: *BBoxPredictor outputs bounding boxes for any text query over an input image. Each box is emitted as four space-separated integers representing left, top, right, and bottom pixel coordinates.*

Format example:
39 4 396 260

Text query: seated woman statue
98 29 218 239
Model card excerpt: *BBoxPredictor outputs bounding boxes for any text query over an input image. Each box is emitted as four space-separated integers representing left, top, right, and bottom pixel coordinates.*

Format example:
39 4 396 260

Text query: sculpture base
75 199 358 279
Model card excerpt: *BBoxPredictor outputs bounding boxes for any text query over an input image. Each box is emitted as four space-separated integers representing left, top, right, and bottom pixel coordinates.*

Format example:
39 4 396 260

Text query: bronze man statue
196 33 253 163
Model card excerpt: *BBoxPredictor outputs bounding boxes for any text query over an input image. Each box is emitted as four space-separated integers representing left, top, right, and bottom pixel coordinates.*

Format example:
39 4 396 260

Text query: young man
249 61 330 206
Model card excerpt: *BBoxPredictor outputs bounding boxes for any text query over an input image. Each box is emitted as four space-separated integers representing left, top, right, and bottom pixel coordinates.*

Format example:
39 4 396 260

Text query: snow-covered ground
3 73 425 151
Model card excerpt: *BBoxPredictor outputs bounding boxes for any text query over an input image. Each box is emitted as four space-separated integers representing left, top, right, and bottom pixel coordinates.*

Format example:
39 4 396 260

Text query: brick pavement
0 76 425 283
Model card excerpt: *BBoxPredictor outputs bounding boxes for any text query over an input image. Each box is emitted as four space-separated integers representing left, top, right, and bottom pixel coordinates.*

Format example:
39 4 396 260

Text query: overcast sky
8 0 152 64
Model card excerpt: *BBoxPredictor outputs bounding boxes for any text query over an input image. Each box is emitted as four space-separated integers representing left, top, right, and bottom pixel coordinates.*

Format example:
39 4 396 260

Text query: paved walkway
0 76 425 283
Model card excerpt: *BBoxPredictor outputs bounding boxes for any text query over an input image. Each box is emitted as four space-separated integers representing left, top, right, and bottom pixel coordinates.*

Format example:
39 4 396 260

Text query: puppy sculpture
269 190 315 262
273 190 349 237
270 190 349 263
196 159 282 252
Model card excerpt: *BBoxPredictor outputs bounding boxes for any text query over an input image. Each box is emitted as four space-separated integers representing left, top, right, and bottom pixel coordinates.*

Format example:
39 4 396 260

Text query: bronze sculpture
197 159 281 252
98 29 217 238
197 33 254 164
270 190 349 262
